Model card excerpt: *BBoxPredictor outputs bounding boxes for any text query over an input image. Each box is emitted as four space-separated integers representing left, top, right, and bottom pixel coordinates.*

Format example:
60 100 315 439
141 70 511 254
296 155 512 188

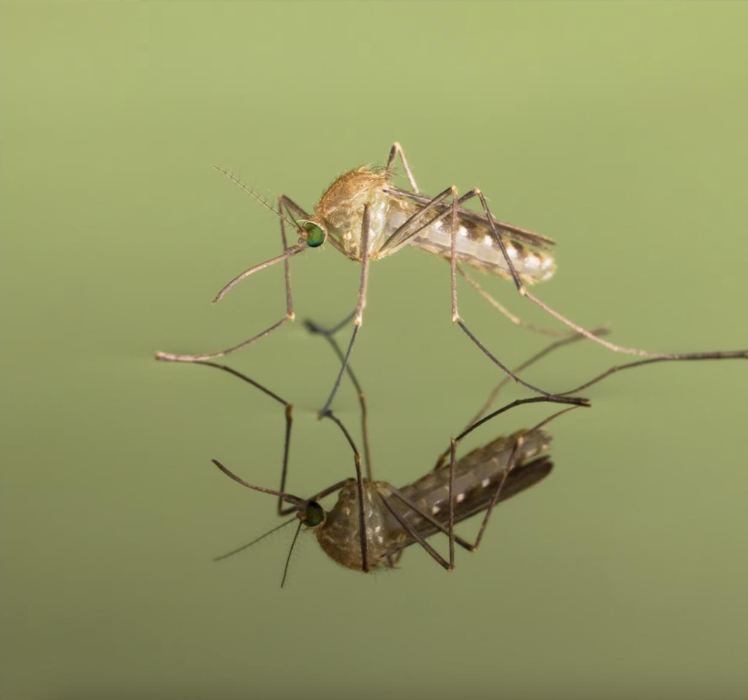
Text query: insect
155 143 747 414
171 317 742 586
193 357 581 585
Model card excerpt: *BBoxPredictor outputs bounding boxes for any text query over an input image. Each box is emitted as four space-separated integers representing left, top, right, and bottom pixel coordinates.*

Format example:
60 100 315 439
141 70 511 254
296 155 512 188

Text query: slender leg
184 361 296 515
384 184 746 384
466 188 747 362
457 404 581 553
445 188 588 403
558 349 747 396
378 490 453 570
376 436 459 571
154 193 309 363
321 410 370 573
456 263 569 337
380 439 459 570
380 186 457 253
305 319 374 480
387 476 472 554
305 309 357 337
448 188 748 398
433 326 610 470
212 454 353 588
380 396 587 570
318 205 371 417
378 187 590 404
385 142 420 193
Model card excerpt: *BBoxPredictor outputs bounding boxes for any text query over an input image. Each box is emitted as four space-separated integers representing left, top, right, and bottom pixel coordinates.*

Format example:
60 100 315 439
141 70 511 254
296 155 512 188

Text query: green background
3 3 748 699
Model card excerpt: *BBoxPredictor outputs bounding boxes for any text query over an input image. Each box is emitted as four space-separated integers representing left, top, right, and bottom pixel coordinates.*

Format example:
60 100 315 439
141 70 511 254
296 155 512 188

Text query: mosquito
155 143 747 413
189 356 582 585
168 308 743 586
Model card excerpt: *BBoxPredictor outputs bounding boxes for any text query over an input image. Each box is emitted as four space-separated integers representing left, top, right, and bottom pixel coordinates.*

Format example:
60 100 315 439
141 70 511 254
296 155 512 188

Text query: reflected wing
385 455 554 552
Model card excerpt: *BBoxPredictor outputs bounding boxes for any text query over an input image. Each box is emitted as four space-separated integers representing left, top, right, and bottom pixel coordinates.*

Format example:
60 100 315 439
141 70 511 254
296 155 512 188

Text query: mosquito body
156 143 747 415
312 429 552 571
210 380 566 580
310 166 556 283
167 310 748 586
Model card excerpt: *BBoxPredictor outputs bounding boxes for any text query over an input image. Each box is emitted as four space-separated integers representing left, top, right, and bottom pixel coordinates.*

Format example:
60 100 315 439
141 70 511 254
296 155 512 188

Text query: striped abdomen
395 429 553 539
315 430 553 571
398 201 557 284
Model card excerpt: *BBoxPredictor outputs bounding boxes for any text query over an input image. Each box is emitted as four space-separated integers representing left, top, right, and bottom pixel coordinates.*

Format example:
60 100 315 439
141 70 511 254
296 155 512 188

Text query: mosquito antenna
213 165 299 230
213 516 298 562
280 520 304 588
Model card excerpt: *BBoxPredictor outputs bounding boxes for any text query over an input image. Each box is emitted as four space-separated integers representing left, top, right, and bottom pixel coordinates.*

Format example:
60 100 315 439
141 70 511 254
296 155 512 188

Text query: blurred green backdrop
2 3 748 699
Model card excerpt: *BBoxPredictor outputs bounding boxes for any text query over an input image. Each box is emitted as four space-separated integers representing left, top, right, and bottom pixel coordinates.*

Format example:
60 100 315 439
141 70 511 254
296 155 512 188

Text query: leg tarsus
456 263 569 338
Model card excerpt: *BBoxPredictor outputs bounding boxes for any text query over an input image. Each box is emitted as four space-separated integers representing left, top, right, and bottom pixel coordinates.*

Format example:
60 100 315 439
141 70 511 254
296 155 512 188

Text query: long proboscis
211 459 305 508
212 242 307 304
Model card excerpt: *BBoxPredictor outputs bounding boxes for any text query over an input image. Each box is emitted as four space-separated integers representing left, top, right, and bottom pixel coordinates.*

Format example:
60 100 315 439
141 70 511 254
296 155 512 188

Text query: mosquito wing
384 186 556 251
385 455 554 549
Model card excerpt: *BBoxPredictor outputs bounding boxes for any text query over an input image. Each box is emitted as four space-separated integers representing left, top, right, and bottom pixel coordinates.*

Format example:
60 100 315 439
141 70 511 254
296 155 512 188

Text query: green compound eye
304 501 325 527
303 222 326 248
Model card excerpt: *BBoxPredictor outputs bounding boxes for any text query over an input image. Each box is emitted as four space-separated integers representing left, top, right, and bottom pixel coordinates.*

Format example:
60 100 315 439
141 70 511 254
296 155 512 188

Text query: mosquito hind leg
375 444 460 571
468 190 747 362
456 263 569 338
377 186 590 404
385 142 420 193
321 410 370 573
304 318 373 480
452 401 582 553
444 188 588 405
154 193 308 363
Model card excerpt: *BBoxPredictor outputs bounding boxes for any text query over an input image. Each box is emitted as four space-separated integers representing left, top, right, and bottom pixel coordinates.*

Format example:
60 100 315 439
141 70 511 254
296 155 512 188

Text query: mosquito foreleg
321 409 370 573
377 492 453 571
154 194 308 363
304 318 373 480
318 205 371 417
176 361 295 515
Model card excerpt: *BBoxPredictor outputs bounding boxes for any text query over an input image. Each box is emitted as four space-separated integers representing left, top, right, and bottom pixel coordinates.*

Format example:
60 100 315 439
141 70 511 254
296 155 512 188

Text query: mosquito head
300 220 327 248
299 500 326 528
